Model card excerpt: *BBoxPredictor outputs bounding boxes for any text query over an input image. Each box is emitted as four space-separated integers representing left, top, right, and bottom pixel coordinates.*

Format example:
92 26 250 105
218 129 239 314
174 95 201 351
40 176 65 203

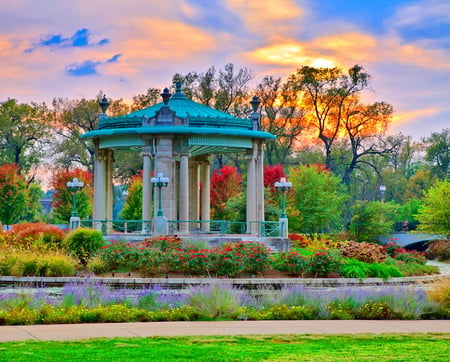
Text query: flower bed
0 279 448 324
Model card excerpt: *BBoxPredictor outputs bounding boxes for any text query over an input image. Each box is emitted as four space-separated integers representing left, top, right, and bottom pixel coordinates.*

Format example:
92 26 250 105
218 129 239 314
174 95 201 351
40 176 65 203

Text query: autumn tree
51 168 93 223
210 165 242 219
0 99 51 174
0 163 29 226
289 65 395 185
256 76 306 165
264 164 286 196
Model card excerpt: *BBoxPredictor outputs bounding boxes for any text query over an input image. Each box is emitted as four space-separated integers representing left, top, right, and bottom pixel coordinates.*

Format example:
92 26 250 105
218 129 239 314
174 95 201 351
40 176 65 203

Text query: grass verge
0 333 448 361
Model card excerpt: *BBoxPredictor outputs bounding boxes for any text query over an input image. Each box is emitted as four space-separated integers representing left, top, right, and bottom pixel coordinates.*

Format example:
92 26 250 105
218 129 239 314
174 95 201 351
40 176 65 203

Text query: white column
189 158 200 229
141 146 152 234
179 154 189 233
93 146 106 231
153 137 174 235
246 147 257 234
105 149 114 233
255 142 265 233
200 158 211 232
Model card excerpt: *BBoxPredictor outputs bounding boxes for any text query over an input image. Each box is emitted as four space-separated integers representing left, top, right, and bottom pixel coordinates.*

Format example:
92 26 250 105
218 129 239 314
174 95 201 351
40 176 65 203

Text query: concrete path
0 320 449 342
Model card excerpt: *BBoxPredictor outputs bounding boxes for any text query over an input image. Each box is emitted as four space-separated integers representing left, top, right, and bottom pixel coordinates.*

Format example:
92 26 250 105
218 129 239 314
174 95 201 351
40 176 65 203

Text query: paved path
0 320 449 342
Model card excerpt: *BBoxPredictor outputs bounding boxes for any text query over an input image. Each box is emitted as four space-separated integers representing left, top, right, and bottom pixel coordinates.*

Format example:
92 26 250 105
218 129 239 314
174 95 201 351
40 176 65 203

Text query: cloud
66 53 122 76
26 28 109 52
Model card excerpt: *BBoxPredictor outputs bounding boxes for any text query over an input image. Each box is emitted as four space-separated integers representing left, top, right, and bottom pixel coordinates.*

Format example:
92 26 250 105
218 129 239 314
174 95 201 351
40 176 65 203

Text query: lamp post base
69 216 81 230
279 217 289 238
153 215 168 236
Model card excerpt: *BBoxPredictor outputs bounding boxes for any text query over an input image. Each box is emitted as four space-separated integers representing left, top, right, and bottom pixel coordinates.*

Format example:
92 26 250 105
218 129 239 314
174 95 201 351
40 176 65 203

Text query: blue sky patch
107 54 122 63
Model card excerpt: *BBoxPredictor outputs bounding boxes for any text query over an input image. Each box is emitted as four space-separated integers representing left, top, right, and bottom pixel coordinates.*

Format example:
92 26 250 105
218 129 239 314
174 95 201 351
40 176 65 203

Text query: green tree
23 182 44 222
349 200 399 242
288 165 347 234
0 99 51 173
423 128 450 179
416 180 450 238
119 172 143 220
0 163 29 226
51 169 93 223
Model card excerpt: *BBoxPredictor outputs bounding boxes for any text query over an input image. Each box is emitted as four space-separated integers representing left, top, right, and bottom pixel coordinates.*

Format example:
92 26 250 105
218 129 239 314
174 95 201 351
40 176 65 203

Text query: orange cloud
392 107 439 126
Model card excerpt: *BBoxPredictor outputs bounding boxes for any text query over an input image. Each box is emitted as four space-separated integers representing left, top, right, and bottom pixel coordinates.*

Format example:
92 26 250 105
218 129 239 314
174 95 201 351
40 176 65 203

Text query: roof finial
250 95 260 113
99 95 109 114
161 87 172 105
175 81 182 93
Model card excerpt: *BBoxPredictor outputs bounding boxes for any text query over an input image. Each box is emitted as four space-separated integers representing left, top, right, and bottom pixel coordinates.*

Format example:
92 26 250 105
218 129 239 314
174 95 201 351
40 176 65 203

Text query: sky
1 0 449 140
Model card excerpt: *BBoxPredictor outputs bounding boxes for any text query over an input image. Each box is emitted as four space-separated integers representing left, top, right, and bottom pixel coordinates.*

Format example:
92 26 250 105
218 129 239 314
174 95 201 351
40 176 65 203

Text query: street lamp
379 184 386 202
66 177 84 230
275 177 292 238
151 173 169 235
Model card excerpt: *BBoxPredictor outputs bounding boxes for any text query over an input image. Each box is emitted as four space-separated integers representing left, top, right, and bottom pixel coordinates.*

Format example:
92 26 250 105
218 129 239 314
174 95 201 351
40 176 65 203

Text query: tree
423 128 450 179
349 200 398 242
130 87 161 111
256 76 306 165
416 180 450 238
210 165 242 219
288 165 347 234
119 172 143 220
0 99 51 174
51 169 92 223
289 65 395 184
0 163 29 226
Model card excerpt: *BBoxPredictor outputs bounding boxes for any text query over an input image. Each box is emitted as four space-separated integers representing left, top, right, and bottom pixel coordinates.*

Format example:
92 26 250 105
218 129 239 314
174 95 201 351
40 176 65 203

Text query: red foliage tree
51 169 93 223
0 163 29 226
210 165 242 219
264 164 286 196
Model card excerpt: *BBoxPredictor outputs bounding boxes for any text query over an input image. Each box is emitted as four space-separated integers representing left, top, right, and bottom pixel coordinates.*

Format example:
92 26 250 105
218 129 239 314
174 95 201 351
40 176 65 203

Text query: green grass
0 334 448 361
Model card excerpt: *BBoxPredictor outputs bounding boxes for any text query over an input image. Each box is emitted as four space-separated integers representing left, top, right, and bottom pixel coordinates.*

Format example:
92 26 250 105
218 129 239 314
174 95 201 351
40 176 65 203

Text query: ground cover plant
0 279 448 325
0 334 449 361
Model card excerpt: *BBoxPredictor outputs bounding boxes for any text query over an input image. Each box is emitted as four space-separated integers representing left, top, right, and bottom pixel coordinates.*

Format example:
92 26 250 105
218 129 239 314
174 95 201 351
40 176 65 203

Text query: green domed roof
99 83 252 130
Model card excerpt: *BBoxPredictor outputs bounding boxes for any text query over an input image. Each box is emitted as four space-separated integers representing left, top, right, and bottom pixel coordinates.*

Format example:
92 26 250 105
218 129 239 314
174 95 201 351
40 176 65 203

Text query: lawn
0 334 448 361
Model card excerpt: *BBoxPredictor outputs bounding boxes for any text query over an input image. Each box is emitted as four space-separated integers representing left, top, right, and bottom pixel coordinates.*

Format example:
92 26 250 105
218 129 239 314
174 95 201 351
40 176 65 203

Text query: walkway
0 320 449 342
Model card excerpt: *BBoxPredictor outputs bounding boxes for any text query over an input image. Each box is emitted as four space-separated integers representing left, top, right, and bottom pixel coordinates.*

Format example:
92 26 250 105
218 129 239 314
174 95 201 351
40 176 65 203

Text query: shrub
425 239 450 261
87 255 110 274
427 278 450 309
166 246 213 275
366 263 403 280
143 235 182 251
383 241 426 264
13 222 65 248
8 251 76 277
272 251 310 276
356 301 398 319
337 240 386 263
338 259 369 279
288 234 310 248
187 284 242 319
309 248 342 277
63 228 104 265
42 254 77 277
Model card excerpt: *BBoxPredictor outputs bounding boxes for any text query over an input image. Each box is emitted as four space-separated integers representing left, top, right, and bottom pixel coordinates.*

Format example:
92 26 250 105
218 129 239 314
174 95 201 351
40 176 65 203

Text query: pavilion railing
79 219 280 237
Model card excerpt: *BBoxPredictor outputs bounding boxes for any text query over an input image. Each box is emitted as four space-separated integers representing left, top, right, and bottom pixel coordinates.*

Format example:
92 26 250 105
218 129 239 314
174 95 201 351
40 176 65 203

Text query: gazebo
81 82 276 236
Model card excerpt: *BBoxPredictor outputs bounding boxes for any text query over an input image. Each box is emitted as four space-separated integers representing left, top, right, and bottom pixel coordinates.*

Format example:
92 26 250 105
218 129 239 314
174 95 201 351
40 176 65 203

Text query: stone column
153 137 174 235
141 146 152 234
104 149 114 233
189 158 200 229
246 147 257 234
255 141 265 234
200 157 211 232
179 153 189 233
93 144 107 231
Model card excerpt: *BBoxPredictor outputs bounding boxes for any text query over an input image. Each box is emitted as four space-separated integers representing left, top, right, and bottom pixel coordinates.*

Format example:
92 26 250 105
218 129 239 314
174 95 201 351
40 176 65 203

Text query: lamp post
275 177 292 238
379 184 386 203
66 177 84 230
151 173 169 235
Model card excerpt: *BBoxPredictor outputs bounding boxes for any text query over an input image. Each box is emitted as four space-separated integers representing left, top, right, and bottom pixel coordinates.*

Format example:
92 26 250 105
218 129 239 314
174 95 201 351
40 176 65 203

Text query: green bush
272 251 310 276
309 249 342 277
42 254 76 277
338 259 369 279
63 228 105 265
